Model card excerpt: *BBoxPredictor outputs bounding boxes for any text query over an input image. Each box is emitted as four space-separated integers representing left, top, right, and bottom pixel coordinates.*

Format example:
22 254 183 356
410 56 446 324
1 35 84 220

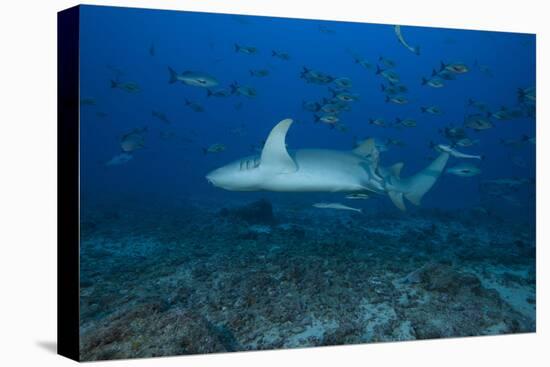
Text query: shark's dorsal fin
260 118 297 173
390 162 404 178
388 191 406 211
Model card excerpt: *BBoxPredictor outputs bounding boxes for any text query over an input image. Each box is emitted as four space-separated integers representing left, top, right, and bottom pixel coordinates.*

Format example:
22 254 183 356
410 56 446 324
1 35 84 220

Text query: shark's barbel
206 119 450 211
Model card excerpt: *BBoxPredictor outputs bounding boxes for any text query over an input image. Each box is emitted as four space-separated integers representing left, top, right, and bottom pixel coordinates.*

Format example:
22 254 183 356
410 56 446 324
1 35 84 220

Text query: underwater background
78 5 536 361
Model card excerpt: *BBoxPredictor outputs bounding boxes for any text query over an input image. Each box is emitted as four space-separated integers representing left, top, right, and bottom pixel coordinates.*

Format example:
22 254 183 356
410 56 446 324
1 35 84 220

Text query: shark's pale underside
206 118 450 211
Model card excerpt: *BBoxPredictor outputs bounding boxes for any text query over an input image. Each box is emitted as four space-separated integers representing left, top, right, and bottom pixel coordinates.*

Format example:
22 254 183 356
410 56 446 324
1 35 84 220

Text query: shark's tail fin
387 152 450 211
402 152 450 206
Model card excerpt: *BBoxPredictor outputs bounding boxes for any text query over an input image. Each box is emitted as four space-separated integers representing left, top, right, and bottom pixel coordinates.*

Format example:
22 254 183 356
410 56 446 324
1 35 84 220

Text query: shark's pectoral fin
260 118 297 173
390 162 404 178
388 191 406 211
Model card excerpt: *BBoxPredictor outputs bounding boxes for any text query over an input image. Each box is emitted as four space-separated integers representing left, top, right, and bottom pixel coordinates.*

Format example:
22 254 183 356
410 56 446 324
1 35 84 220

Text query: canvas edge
57 4 81 362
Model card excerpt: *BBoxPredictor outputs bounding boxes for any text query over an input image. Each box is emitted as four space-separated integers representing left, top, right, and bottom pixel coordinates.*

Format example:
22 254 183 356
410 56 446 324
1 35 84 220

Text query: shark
206 119 450 211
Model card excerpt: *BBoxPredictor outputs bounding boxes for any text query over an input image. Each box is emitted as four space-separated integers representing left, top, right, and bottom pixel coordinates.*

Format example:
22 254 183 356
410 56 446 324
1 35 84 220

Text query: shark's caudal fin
387 152 450 211
260 118 297 173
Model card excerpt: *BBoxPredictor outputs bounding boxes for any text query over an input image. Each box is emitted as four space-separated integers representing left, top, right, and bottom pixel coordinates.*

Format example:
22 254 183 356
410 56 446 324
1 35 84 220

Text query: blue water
77 5 536 361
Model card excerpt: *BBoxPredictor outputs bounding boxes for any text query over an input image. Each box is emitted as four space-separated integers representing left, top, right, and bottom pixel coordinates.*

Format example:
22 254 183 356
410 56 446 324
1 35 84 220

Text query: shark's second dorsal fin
260 118 297 173
390 162 404 178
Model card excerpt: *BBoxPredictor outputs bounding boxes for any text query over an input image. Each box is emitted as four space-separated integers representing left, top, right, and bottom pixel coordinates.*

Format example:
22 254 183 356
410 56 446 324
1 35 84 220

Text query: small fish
149 42 155 56
440 126 467 140
110 80 140 93
518 87 536 105
329 100 351 112
302 100 321 112
105 152 133 166
230 82 257 98
249 69 270 77
152 110 170 123
386 95 408 104
467 98 488 111
333 77 353 89
431 68 456 81
446 163 481 177
464 114 493 130
345 193 370 200
455 138 479 148
368 118 387 127
203 143 226 154
331 89 359 102
525 136 536 145
421 106 442 115
381 83 408 95
422 76 444 88
313 202 362 213
120 127 147 152
206 88 232 97
185 99 204 112
353 56 373 69
378 56 396 68
376 66 400 83
234 43 258 55
168 67 219 88
320 103 342 114
482 178 533 189
272 50 290 60
394 25 420 55
488 107 522 120
315 114 339 125
433 143 483 160
440 61 469 74
300 67 334 85
80 98 96 106
395 118 416 127
500 136 531 148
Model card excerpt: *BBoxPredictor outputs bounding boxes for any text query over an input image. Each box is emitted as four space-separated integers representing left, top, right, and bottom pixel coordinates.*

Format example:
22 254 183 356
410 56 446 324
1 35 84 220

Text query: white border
0 1 546 366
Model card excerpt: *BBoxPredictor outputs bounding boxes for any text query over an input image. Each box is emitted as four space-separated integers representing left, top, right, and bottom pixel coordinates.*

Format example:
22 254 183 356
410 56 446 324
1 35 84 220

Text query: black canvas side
57 5 80 362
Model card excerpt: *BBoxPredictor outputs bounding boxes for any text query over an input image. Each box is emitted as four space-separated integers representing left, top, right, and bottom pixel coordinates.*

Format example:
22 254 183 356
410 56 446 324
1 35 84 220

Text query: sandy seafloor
78 197 535 361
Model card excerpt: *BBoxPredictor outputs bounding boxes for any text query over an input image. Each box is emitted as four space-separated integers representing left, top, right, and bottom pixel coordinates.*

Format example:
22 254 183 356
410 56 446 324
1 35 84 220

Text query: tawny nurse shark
206 119 450 211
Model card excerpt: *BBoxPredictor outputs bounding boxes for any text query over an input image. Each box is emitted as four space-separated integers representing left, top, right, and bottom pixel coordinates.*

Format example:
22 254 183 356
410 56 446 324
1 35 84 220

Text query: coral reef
79 200 536 361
